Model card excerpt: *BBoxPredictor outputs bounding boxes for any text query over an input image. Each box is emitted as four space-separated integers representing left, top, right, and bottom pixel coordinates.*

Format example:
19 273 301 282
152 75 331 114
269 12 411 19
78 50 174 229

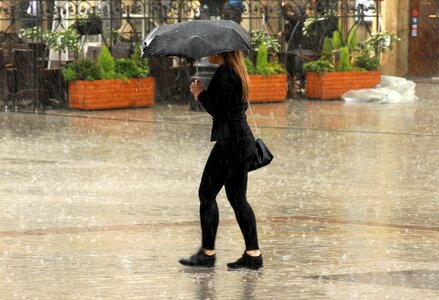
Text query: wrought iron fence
0 0 379 109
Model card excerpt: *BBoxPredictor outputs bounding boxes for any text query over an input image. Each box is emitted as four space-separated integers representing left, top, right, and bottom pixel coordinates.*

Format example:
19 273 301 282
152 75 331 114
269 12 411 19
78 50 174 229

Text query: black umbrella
141 20 251 61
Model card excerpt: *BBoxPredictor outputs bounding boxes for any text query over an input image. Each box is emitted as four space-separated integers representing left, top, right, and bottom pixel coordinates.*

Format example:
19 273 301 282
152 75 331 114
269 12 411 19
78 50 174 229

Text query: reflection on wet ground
0 83 438 298
310 270 439 290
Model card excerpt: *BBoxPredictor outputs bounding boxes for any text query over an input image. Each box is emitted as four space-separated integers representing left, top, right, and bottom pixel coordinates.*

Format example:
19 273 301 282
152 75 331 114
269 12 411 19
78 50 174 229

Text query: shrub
302 25 398 73
245 57 256 74
61 59 101 81
354 54 380 71
303 59 334 73
357 32 401 66
250 30 281 56
115 59 143 78
338 46 352 71
360 32 401 54
321 37 333 61
331 24 359 53
62 44 150 81
246 42 286 75
98 46 117 80
130 46 150 77
255 43 269 73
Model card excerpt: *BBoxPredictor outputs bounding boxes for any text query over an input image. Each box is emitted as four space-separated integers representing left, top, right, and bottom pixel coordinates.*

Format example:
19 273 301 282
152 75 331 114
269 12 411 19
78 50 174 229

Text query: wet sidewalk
1 83 438 299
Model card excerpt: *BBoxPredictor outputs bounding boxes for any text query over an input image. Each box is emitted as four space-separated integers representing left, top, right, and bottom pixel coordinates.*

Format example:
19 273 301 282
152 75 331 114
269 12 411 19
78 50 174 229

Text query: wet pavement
1 83 438 299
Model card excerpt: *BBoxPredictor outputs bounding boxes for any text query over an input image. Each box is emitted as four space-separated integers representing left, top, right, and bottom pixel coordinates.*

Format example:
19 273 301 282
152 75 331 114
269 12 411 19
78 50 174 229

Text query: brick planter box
68 77 155 110
305 71 381 100
249 74 288 103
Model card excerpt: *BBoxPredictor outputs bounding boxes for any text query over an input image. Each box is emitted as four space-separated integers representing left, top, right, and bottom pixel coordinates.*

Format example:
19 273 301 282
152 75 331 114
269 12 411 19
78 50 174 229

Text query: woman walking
179 51 263 270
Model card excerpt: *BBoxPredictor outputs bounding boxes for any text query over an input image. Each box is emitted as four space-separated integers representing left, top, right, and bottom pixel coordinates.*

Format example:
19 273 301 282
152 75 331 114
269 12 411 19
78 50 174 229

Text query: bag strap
247 99 259 137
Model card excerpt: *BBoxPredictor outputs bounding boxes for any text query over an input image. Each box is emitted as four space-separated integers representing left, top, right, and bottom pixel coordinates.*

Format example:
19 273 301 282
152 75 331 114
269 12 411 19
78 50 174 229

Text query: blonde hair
221 51 249 102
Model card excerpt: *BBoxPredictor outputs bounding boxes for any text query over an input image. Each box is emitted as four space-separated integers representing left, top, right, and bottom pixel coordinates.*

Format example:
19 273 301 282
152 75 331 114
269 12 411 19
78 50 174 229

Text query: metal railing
0 0 379 109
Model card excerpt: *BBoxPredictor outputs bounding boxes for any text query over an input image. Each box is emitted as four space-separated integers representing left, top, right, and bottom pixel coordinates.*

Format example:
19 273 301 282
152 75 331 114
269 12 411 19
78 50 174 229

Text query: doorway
409 0 439 78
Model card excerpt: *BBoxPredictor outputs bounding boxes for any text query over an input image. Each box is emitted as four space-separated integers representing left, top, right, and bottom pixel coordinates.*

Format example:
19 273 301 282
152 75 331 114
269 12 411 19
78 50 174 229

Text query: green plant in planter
247 30 286 74
332 24 359 54
303 23 359 72
245 43 286 75
328 24 359 71
255 43 269 72
123 45 150 77
115 55 150 78
303 23 400 73
360 32 400 55
250 30 281 56
354 54 380 71
62 45 150 81
357 31 401 67
61 59 101 81
302 59 334 73
338 46 352 71
320 36 333 61
98 46 117 79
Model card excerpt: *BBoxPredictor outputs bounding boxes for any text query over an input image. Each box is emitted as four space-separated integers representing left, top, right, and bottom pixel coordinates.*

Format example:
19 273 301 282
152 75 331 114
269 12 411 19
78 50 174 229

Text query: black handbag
249 137 273 171
247 101 274 172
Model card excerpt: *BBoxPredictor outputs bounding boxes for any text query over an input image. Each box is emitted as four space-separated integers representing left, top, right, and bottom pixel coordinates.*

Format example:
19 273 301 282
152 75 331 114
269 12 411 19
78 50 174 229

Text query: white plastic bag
342 76 418 104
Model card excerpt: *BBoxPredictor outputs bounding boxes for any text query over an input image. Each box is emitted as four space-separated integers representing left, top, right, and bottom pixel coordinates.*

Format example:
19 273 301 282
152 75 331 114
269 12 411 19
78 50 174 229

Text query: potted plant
358 31 401 63
303 26 400 100
62 45 155 110
250 30 282 60
245 31 288 103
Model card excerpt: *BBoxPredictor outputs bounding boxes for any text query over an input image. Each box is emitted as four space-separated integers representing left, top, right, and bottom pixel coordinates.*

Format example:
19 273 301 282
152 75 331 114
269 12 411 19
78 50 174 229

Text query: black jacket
198 65 253 141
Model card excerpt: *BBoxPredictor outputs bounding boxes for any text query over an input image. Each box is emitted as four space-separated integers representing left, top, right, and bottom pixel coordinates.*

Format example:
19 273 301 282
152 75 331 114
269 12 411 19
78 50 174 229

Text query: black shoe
179 249 216 267
227 252 263 270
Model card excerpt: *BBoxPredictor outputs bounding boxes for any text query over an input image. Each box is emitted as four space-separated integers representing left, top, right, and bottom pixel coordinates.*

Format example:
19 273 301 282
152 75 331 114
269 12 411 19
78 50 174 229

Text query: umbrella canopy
141 20 251 61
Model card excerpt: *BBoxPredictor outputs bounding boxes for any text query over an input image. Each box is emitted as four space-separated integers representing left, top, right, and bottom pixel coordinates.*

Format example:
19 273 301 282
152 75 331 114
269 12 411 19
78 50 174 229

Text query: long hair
221 51 249 102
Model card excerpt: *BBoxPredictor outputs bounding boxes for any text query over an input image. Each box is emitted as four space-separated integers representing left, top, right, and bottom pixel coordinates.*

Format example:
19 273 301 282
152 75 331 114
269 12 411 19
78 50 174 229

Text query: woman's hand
190 79 205 100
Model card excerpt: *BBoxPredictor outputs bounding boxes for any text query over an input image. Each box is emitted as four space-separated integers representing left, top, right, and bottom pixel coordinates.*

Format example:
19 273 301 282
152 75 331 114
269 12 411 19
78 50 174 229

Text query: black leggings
198 136 259 251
